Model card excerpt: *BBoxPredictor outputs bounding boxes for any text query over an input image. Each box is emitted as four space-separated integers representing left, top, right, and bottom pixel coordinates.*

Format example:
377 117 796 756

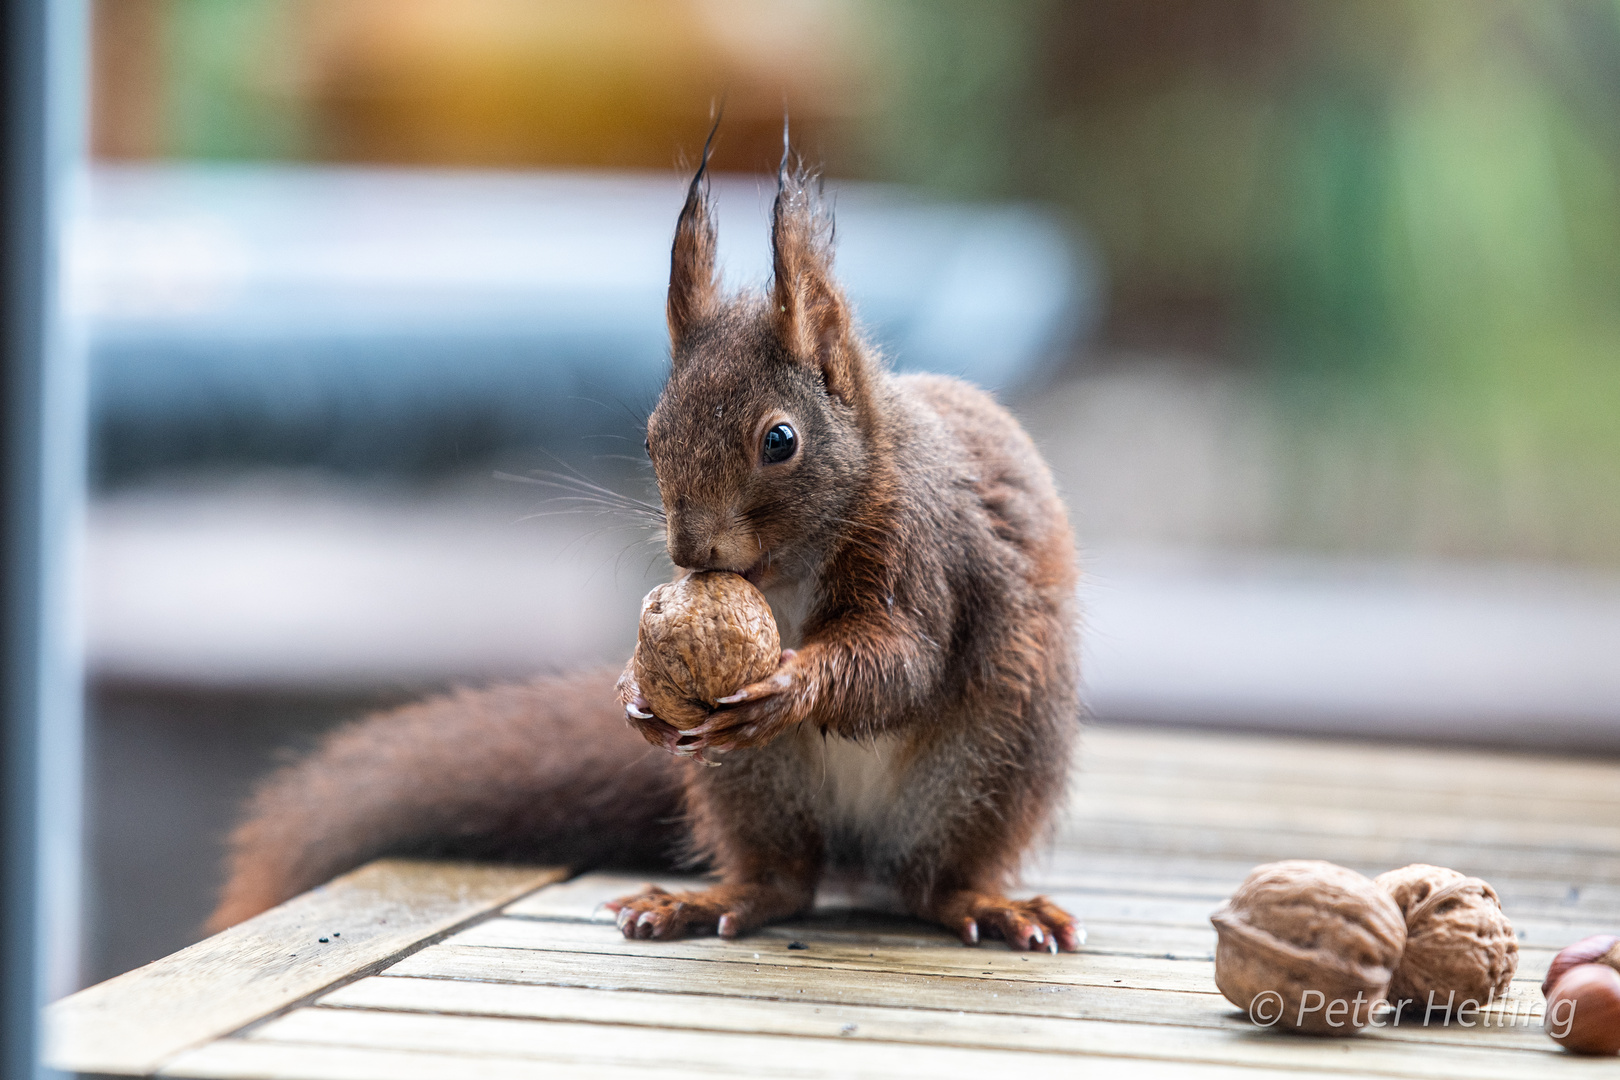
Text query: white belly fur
807 731 907 838
765 582 909 845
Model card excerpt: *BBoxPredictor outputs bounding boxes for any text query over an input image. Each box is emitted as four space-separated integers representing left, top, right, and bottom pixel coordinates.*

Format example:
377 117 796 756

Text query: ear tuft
771 142 865 410
667 120 721 346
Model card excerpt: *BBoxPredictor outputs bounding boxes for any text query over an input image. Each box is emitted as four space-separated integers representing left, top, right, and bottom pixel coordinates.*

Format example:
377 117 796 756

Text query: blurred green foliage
868 0 1620 562
162 0 308 159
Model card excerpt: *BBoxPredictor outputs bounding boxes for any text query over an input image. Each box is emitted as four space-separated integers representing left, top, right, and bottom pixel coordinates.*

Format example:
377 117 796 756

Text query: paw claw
953 895 1082 954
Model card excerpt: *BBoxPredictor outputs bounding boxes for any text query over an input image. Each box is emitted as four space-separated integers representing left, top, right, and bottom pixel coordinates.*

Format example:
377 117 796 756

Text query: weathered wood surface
45 860 564 1075
47 725 1620 1077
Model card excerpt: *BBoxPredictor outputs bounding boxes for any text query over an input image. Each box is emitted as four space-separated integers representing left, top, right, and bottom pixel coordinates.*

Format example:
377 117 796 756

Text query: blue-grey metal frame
4 1 86 1078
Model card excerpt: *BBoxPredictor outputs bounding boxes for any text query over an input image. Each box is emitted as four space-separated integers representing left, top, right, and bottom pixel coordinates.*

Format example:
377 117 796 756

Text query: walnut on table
631 571 781 730
1210 859 1407 1034
1374 863 1518 1010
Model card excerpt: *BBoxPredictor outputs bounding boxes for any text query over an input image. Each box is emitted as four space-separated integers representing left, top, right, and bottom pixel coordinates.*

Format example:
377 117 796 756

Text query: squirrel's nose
668 537 720 570
665 517 717 570
666 511 750 572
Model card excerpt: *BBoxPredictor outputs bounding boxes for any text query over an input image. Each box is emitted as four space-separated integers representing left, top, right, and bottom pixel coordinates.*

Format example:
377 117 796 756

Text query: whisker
521 447 667 510
495 469 667 523
514 494 662 517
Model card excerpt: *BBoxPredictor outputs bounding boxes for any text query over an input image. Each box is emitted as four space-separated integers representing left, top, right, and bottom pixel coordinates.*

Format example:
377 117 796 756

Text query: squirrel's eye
761 422 797 465
643 436 651 456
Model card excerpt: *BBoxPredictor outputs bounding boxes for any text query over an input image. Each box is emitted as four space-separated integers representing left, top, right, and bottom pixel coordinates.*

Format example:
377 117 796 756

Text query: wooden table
48 725 1620 1078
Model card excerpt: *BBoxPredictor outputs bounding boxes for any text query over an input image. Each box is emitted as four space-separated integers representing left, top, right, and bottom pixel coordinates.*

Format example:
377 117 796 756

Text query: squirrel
208 134 1083 953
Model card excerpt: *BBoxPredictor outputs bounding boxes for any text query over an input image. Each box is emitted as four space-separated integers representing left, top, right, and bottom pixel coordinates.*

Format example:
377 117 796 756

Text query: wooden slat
1057 793 1620 854
1074 770 1618 825
1051 822 1620 883
386 941 1557 1053
388 939 1229 1023
46 859 565 1076
448 916 1220 992
310 976 1569 1080
161 1040 731 1080
1075 728 1620 804
225 1005 1398 1080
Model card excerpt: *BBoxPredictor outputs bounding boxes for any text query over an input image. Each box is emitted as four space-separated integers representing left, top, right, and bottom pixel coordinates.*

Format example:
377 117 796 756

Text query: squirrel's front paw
615 669 694 758
682 650 805 753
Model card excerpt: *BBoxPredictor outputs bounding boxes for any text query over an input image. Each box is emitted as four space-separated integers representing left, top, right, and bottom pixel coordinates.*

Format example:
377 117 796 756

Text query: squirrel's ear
667 138 720 347
771 162 865 409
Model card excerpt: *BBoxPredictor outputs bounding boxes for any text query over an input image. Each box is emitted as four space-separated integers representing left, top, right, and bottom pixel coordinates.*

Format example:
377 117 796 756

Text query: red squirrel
209 138 1083 953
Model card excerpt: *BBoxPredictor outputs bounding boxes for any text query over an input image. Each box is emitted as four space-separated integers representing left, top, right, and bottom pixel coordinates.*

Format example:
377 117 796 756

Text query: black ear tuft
770 125 866 410
667 116 722 347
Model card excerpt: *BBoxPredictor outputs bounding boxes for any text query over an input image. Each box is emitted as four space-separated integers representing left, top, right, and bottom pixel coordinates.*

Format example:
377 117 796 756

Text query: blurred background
79 0 1620 987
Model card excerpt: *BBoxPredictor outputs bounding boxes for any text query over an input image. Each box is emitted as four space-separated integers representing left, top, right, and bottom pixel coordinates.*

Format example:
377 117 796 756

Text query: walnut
632 571 780 729
1374 863 1517 1010
1211 860 1406 1034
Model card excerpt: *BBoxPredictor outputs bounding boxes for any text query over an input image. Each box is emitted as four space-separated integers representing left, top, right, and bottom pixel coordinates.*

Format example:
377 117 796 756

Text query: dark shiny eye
761 423 797 464
643 435 650 455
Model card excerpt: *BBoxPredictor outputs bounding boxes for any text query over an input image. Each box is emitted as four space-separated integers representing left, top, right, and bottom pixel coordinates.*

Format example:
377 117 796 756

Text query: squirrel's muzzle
666 507 756 574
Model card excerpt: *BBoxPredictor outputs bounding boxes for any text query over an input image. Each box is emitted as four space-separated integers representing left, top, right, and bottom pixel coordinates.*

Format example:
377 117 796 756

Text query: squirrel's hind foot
930 891 1085 953
605 882 809 941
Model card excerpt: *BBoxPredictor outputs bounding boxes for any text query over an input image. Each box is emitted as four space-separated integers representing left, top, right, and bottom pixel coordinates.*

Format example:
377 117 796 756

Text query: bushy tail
208 667 686 931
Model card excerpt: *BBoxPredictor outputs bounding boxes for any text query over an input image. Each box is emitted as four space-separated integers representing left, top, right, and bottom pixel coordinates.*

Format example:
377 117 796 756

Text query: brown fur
211 145 1081 952
208 670 684 932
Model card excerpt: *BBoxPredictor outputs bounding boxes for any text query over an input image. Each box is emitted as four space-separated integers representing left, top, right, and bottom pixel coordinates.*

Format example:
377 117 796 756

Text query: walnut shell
1374 863 1518 1011
632 571 780 730
1211 860 1406 1034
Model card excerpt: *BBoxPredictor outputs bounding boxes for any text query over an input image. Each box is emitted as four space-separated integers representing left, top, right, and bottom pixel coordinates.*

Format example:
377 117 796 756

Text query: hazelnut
1373 863 1517 1011
1543 935 1620 999
632 571 780 729
1545 963 1620 1055
1211 860 1406 1034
